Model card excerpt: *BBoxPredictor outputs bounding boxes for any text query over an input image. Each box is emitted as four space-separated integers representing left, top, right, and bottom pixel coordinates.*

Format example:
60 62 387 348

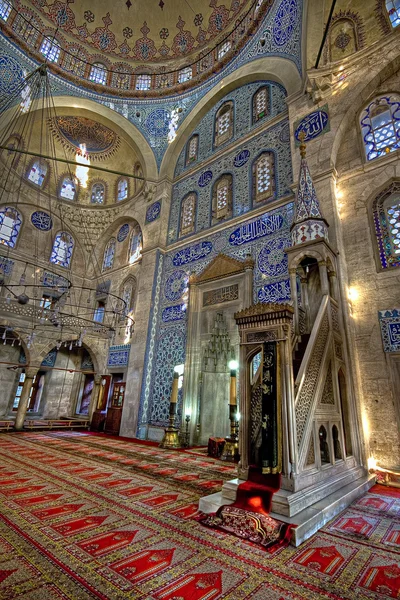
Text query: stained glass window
12 14 40 46
63 49 86 77
129 225 142 264
213 175 232 222
186 135 199 165
27 161 48 187
111 70 131 90
373 182 400 270
253 152 275 203
360 96 400 161
50 232 74 268
214 102 233 147
180 193 196 236
218 41 231 59
178 67 192 83
386 0 400 27
59 177 77 201
40 38 61 63
117 178 128 201
253 87 269 123
0 206 22 248
136 74 151 90
0 0 11 21
89 63 107 85
102 238 116 271
91 182 105 204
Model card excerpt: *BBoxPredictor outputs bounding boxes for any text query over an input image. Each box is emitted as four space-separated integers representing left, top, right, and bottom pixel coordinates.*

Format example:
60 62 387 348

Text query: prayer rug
0 432 399 599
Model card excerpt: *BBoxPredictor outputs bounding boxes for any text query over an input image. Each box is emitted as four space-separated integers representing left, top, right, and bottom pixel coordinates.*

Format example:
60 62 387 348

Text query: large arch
159 57 302 180
1 96 158 183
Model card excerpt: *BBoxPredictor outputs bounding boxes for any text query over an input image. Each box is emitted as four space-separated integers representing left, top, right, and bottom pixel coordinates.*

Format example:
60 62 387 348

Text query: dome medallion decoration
48 116 120 161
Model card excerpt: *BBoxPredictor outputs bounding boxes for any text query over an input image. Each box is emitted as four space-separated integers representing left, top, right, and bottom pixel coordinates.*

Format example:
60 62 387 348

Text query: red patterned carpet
0 432 399 599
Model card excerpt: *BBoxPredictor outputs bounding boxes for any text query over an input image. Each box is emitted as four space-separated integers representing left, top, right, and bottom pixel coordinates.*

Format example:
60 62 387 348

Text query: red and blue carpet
0 431 399 599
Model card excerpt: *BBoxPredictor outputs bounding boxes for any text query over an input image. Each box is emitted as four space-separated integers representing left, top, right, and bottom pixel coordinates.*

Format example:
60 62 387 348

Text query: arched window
117 178 128 202
91 182 105 204
360 96 400 161
63 47 86 77
0 1 12 21
0 207 22 248
27 160 48 187
253 152 275 204
40 37 61 63
1 134 23 169
212 174 233 223
253 87 269 123
102 238 116 271
178 66 192 83
59 176 77 201
128 225 142 264
186 135 199 165
180 193 196 236
372 182 400 270
50 232 74 268
111 67 132 90
89 63 107 85
214 102 234 147
386 0 400 27
136 74 151 90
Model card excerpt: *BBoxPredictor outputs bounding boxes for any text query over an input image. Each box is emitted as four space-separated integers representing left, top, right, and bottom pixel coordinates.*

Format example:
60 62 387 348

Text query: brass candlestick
159 368 182 449
221 361 240 462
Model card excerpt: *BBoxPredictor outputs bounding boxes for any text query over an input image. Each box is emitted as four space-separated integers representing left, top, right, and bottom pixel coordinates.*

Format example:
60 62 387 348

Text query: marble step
199 473 375 546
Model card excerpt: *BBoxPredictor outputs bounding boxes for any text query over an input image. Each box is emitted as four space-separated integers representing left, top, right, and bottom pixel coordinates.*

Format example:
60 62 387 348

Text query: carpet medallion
0 432 399 599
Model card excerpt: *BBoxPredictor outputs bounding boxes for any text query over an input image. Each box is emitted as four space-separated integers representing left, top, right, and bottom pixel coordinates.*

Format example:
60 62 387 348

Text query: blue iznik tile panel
138 202 293 433
107 344 131 368
378 309 400 352
174 81 287 177
0 0 302 169
169 117 291 244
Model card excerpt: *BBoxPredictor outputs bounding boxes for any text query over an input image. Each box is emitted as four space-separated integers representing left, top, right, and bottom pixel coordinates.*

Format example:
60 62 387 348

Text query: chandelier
0 63 138 361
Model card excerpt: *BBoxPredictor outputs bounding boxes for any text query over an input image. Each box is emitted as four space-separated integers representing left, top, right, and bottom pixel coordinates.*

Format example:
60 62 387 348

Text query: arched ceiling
18 0 255 67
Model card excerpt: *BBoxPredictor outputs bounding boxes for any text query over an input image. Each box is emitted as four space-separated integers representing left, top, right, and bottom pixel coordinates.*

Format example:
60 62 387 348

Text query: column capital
318 260 327 267
328 270 337 278
289 268 297 275
94 374 103 385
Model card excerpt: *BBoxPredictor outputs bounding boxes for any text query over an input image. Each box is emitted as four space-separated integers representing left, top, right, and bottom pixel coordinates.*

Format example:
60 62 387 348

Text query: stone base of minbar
199 469 376 547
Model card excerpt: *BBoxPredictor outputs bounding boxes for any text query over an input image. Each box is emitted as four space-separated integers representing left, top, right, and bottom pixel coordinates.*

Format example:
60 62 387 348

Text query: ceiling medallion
159 0 164 9
126 0 132 8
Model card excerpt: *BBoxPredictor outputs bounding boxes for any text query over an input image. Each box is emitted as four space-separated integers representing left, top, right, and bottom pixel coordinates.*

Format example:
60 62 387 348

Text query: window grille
361 96 400 161
40 38 61 63
180 194 196 236
386 0 400 27
89 63 107 85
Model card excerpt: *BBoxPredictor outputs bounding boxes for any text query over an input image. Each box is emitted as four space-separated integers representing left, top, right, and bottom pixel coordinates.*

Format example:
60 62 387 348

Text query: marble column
14 367 38 431
318 260 329 295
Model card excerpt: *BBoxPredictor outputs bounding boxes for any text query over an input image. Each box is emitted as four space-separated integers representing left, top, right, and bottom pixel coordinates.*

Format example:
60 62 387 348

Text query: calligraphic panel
294 105 330 145
203 284 239 307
